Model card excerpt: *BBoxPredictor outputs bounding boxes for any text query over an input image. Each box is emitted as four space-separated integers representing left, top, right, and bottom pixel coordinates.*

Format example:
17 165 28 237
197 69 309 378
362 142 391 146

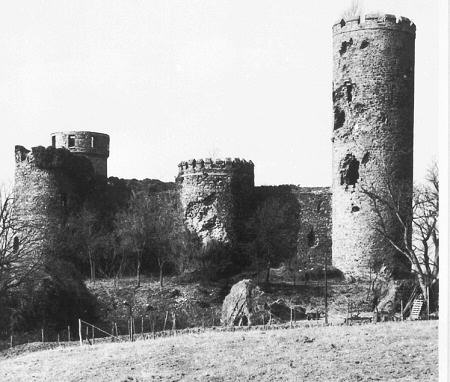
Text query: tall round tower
51 131 110 177
331 14 415 279
177 158 254 245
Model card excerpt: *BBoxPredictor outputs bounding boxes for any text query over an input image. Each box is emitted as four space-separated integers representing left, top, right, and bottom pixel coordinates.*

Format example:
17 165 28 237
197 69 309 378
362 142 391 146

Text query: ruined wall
51 131 109 177
176 158 254 245
332 14 415 279
14 145 97 245
254 186 332 267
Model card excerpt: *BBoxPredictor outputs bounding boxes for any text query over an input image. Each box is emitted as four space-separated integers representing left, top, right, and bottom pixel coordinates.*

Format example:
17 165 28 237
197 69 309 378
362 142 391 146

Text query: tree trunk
136 251 141 287
88 250 95 283
159 261 164 289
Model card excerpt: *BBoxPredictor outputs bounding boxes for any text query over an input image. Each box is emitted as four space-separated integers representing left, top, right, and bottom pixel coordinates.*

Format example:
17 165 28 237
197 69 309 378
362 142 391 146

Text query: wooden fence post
91 325 95 344
78 319 82 346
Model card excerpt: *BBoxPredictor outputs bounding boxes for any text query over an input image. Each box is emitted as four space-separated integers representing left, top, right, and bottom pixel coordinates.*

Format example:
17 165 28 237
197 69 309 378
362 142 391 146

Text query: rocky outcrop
221 279 262 326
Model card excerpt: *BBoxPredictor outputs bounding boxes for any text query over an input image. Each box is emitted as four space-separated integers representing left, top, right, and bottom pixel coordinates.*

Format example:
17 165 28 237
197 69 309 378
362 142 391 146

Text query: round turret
51 131 110 177
177 158 254 245
331 14 415 279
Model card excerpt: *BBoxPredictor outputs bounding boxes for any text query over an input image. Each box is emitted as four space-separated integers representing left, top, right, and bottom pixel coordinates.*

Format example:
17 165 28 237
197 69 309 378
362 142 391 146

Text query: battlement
15 145 95 175
51 131 110 158
15 145 73 169
177 158 254 176
333 14 416 36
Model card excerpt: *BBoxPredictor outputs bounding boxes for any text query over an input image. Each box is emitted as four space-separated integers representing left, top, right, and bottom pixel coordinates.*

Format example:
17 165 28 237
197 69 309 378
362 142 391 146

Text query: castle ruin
13 13 416 282
332 14 415 279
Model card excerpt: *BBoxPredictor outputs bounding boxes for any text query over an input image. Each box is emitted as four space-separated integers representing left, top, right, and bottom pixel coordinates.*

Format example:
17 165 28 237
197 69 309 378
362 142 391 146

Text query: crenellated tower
331 14 415 279
176 158 254 245
51 131 110 177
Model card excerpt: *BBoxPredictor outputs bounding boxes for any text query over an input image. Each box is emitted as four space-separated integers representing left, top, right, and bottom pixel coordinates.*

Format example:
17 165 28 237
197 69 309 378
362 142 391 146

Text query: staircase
409 298 424 320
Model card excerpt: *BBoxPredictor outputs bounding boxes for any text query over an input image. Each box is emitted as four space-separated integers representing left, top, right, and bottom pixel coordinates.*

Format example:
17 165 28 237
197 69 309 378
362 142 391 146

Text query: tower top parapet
333 14 416 36
51 131 110 158
177 158 254 177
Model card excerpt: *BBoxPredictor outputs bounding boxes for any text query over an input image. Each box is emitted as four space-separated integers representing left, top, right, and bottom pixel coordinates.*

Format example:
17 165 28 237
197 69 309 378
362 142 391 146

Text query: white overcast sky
0 0 438 186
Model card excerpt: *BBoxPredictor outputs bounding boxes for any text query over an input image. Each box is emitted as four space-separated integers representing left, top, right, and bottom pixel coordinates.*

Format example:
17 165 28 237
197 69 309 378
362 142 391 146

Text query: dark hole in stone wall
361 152 370 165
360 40 369 49
340 154 360 188
52 136 56 148
351 205 360 213
68 135 75 148
339 38 353 55
346 83 353 102
334 107 345 130
307 228 316 248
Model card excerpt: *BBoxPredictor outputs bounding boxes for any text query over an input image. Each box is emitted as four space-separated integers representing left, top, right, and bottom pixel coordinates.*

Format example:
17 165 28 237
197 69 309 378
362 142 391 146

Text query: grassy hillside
0 321 437 381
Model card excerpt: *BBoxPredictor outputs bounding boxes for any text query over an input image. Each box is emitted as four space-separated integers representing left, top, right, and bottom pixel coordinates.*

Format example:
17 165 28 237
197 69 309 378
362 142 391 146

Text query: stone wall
176 158 254 245
51 131 109 177
332 14 415 279
13 145 97 247
254 185 332 267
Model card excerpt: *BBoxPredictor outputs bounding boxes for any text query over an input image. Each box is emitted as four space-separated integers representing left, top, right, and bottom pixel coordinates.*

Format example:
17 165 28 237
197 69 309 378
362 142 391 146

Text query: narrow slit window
52 136 56 148
68 135 75 148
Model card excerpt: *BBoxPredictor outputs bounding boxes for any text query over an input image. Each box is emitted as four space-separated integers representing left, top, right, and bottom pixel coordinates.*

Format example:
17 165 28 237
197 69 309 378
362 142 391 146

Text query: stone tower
51 131 110 177
332 14 415 279
177 158 254 245
14 145 96 248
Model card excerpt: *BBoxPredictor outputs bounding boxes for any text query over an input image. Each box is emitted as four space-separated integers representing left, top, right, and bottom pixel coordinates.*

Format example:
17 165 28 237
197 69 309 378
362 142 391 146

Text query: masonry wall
254 185 332 268
14 145 97 246
176 158 254 245
52 131 109 177
332 14 415 279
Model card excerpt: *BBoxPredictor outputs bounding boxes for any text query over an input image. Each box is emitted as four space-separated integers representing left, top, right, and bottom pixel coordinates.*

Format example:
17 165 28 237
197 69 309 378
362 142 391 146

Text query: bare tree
362 163 439 314
115 191 150 287
0 187 43 297
146 191 188 288
341 0 364 20
252 198 296 284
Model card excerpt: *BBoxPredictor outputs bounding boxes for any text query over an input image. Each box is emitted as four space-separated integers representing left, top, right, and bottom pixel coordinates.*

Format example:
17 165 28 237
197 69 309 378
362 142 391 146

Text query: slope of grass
0 321 437 382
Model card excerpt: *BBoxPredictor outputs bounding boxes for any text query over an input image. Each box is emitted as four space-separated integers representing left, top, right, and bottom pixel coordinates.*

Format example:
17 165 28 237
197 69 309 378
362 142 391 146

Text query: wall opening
68 135 75 148
334 107 345 130
360 40 369 49
91 136 97 148
351 205 360 213
307 228 316 248
340 154 360 188
361 152 370 165
346 83 353 102
51 136 56 148
339 38 353 55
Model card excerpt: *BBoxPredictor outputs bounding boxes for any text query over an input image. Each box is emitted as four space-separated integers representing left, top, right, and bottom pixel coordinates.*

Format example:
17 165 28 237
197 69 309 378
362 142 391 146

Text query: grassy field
0 321 437 382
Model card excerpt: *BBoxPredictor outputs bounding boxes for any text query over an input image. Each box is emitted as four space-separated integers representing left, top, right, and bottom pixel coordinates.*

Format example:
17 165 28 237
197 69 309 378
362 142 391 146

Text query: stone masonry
51 131 110 177
176 158 254 245
332 14 415 279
